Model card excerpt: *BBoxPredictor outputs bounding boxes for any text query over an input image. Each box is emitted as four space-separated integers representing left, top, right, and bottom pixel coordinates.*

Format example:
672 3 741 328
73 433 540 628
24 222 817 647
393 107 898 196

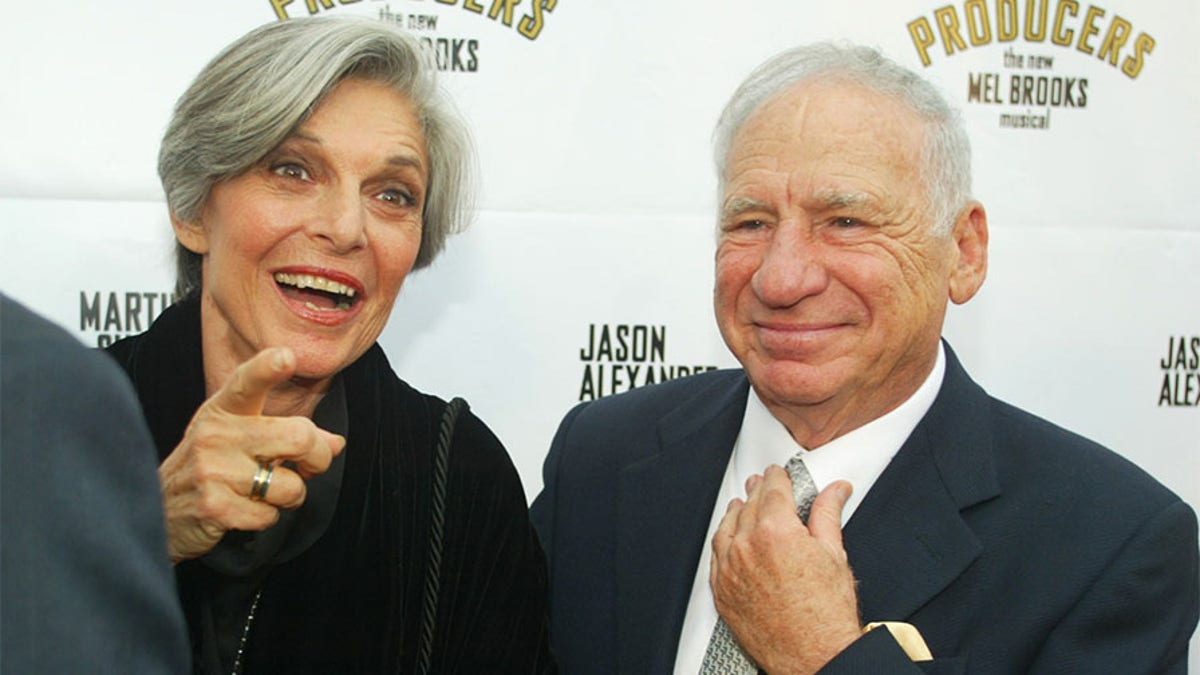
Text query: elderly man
530 44 1198 674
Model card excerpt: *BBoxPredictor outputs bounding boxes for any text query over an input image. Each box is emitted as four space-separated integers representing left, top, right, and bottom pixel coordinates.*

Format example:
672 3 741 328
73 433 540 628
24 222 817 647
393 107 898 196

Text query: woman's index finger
211 347 296 416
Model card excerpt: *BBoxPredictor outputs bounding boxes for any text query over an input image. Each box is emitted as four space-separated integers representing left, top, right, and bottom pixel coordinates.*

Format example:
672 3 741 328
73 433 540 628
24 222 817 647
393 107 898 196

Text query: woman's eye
378 189 415 207
271 163 310 180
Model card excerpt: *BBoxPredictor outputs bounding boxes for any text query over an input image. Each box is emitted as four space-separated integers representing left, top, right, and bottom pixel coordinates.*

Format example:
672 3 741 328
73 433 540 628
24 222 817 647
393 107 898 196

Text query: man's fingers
741 465 787 509
744 473 764 496
712 498 744 555
211 347 296 416
758 465 800 514
763 464 794 491
714 498 744 545
808 480 852 546
711 498 744 585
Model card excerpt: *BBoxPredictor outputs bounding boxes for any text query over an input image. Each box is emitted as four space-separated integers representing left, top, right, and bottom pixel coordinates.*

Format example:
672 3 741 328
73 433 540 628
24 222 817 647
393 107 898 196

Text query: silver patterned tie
699 455 818 675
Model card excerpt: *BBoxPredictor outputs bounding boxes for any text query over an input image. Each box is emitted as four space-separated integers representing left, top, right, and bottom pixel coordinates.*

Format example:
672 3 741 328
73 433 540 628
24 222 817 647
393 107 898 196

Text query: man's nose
750 222 829 307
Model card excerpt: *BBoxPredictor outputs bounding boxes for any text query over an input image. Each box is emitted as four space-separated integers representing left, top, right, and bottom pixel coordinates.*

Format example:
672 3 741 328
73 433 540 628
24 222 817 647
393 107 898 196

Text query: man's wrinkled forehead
720 75 881 168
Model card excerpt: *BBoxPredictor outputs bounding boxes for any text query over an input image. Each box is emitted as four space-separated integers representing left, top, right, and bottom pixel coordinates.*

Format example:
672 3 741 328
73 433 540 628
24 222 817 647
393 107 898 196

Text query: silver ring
249 461 274 502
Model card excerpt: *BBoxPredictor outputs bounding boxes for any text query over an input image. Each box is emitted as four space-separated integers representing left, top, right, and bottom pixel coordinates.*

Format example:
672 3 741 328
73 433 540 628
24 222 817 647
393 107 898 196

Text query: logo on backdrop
1158 336 1199 407
80 290 174 348
269 0 560 73
577 323 719 401
907 1 1154 130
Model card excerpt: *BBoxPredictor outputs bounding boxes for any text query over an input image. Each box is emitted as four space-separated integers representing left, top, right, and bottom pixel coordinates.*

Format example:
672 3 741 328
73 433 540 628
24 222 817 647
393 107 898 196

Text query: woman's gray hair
712 43 971 235
160 16 475 299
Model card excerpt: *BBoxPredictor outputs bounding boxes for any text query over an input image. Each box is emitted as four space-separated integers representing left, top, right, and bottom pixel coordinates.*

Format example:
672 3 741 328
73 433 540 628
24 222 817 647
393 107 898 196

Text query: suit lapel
845 346 1001 621
616 372 750 674
607 347 999 665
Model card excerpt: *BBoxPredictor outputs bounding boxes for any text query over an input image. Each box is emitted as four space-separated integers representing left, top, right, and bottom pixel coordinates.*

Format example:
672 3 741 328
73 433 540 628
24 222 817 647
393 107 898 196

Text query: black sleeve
431 408 557 674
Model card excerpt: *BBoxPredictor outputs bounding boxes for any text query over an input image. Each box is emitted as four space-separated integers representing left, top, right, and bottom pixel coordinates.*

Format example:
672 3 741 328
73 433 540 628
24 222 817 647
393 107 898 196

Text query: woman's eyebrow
385 154 425 173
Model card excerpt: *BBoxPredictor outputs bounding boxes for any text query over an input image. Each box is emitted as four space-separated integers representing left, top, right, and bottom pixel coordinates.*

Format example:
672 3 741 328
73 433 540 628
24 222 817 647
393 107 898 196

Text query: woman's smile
273 268 365 324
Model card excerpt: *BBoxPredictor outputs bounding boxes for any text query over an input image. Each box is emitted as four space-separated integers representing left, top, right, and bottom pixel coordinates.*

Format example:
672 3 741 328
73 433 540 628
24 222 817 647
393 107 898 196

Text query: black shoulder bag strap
416 397 469 675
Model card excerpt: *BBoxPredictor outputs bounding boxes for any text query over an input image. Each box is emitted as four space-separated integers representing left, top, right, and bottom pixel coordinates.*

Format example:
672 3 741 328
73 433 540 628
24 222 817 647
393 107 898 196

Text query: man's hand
710 465 861 674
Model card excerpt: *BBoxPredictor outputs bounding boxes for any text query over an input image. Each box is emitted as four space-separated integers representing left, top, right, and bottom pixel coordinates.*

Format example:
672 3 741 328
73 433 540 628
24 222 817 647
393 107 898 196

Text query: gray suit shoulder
1 294 190 673
2 294 127 392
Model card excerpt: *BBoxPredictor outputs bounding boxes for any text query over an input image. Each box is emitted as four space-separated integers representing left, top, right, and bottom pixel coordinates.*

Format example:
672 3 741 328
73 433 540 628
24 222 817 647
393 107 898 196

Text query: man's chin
749 363 847 409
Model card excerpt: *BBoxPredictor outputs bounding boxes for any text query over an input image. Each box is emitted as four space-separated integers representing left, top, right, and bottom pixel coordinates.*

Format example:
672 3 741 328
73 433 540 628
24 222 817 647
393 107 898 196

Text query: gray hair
712 43 971 234
159 17 475 299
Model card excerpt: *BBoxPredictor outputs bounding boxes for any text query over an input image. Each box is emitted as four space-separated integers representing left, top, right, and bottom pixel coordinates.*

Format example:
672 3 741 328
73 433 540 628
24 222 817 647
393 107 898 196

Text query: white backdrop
2 0 1197 666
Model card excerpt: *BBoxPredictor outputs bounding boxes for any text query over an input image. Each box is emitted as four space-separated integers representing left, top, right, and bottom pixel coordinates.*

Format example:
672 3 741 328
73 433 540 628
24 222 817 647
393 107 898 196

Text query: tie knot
784 454 818 523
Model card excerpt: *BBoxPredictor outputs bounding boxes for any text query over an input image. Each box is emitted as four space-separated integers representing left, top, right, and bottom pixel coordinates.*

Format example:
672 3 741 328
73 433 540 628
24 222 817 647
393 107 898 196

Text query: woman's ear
947 201 988 305
170 212 209 254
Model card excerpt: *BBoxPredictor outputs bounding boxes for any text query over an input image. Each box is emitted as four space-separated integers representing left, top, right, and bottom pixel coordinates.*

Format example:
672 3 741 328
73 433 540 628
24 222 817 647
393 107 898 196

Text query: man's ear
170 211 209 255
947 201 988 305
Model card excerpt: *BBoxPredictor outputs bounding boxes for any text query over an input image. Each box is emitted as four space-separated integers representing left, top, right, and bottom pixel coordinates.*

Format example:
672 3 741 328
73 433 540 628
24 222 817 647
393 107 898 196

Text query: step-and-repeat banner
2 3 1197 660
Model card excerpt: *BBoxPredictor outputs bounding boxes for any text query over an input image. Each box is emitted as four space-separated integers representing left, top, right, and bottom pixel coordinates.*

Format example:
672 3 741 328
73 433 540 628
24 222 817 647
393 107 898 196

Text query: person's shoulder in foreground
0 293 189 673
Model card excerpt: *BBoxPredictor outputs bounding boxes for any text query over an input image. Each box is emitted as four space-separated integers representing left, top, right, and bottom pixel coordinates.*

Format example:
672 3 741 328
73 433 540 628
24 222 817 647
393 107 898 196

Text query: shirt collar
733 343 946 524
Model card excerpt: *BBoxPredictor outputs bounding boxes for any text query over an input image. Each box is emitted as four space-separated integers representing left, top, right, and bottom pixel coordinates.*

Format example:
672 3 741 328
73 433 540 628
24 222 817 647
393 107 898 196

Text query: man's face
714 78 985 445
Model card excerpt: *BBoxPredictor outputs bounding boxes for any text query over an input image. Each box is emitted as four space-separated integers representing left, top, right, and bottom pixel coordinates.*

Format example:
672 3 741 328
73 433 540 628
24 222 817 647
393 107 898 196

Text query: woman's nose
308 187 368 253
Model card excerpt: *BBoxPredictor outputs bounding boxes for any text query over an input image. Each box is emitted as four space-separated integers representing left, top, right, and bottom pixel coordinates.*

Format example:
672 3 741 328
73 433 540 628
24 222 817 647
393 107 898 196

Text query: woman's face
174 77 428 389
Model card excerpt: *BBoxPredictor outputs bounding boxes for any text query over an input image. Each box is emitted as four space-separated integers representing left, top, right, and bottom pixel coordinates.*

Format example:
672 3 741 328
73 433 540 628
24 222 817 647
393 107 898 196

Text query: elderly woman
105 17 553 674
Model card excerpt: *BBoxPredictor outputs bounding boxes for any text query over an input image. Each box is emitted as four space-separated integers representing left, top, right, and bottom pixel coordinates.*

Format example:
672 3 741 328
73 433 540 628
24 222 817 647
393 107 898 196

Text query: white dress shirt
672 345 947 674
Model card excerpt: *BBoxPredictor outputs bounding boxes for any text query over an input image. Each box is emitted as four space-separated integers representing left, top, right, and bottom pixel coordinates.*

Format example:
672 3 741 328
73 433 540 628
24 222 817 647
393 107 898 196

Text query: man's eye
271 163 310 180
739 219 766 230
832 217 861 228
378 189 414 207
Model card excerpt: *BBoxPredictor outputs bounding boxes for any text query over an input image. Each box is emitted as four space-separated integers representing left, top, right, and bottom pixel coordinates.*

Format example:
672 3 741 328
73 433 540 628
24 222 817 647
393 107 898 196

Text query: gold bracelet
863 622 933 662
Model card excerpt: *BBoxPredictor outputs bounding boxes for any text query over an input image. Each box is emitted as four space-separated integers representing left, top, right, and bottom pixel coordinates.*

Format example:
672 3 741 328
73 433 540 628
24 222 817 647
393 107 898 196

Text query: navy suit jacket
530 345 1198 674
